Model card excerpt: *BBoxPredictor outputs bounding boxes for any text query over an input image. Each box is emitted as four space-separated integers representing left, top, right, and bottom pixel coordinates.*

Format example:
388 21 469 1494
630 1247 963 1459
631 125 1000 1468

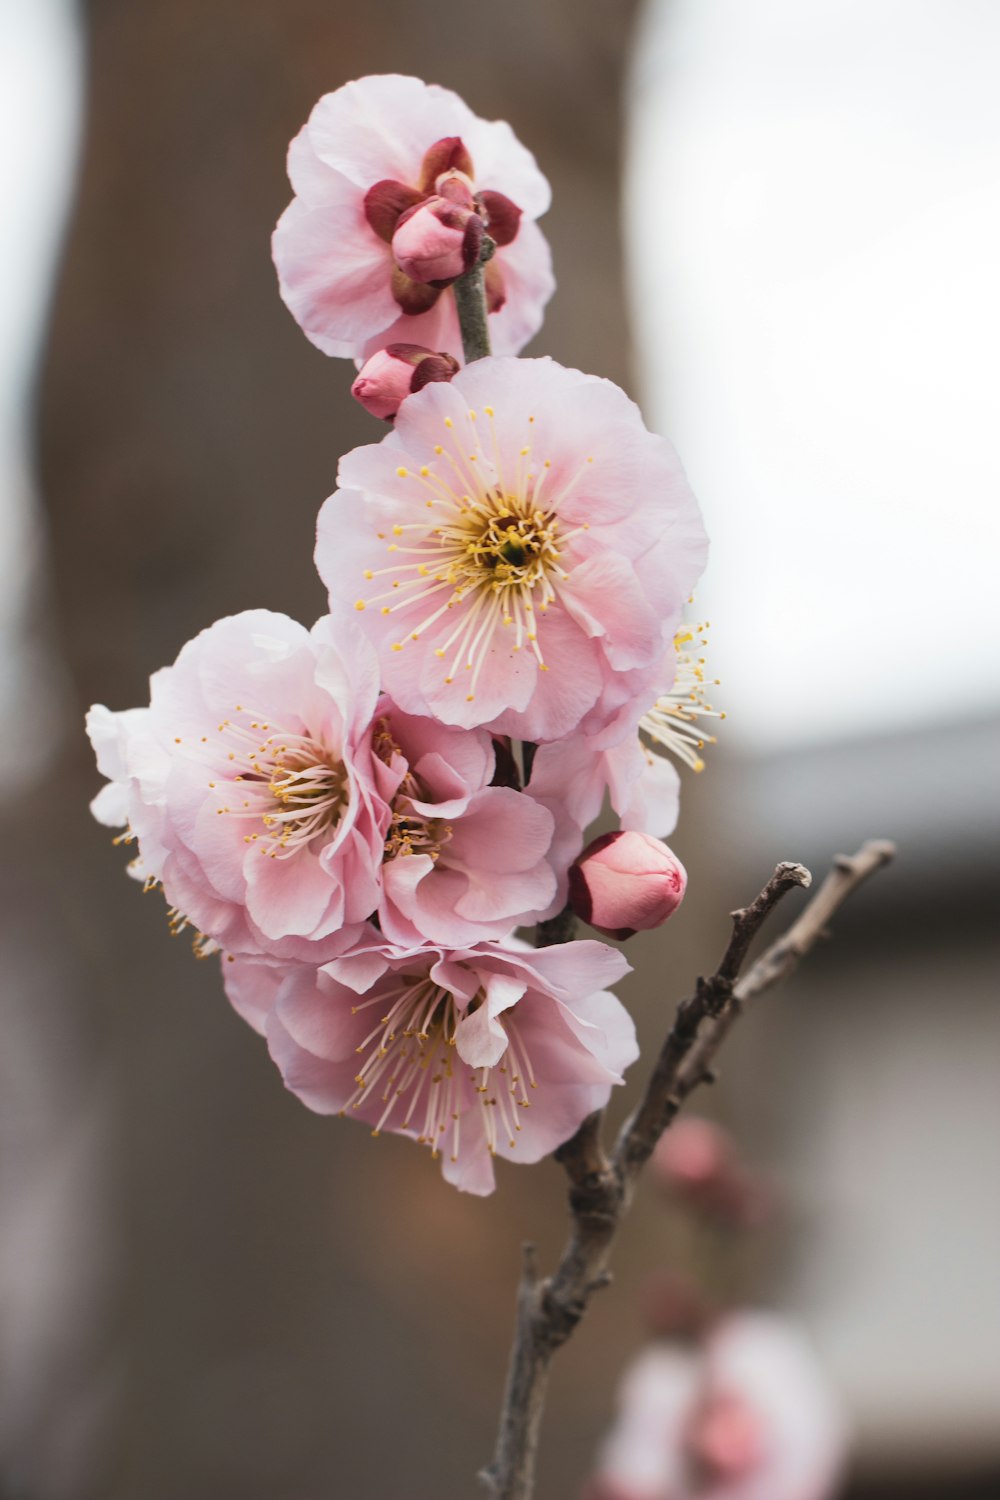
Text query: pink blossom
569 831 687 940
528 623 723 845
590 1313 849 1500
223 937 636 1195
272 74 554 362
372 701 561 946
351 343 459 421
86 611 388 961
318 357 708 742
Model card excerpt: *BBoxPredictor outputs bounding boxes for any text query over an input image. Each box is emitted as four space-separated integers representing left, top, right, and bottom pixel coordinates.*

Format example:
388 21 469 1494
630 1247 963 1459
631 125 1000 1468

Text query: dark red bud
419 135 474 195
410 351 461 392
363 179 425 244
390 267 442 316
477 189 522 247
484 258 507 313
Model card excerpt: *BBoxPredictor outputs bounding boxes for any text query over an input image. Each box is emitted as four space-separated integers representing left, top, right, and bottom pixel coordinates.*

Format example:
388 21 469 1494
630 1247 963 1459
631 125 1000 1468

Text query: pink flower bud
391 195 484 286
653 1116 779 1229
568 830 687 940
351 343 459 421
654 1117 733 1192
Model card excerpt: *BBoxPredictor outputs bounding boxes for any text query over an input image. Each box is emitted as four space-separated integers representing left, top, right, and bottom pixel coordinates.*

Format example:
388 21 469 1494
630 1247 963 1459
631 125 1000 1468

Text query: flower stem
453 240 494 363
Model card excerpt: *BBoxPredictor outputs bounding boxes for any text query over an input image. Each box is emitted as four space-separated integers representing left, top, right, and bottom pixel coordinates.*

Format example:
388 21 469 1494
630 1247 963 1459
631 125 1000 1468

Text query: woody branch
481 839 896 1500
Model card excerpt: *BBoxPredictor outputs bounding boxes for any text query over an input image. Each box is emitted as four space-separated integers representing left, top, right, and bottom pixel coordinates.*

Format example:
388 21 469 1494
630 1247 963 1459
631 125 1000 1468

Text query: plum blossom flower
371 702 560 945
527 623 723 842
86 611 388 961
318 357 708 742
273 73 554 362
223 938 637 1195
589 1313 849 1500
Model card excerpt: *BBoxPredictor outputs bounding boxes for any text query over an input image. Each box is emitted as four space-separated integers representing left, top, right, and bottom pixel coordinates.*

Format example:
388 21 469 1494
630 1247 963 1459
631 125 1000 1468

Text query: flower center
345 978 538 1163
373 716 454 862
384 808 453 861
203 710 348 859
353 406 593 702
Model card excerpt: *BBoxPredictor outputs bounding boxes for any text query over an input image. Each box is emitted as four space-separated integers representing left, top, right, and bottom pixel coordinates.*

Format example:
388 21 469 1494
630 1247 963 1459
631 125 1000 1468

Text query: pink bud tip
686 1393 766 1479
653 1117 733 1191
568 830 687 940
351 344 459 420
391 195 484 287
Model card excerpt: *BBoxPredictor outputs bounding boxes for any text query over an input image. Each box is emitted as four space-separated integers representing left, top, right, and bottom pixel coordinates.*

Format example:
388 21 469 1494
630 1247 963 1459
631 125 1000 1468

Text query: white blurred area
0 0 81 781
627 0 1000 1478
0 7 114 1499
628 0 1000 753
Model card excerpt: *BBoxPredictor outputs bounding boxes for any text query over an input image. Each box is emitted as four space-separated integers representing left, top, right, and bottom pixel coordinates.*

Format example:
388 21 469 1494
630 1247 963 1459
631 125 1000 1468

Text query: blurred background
1 0 997 1496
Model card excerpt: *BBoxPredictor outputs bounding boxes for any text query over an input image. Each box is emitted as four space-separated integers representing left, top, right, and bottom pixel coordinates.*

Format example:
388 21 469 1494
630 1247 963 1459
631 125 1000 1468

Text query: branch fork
482 840 895 1500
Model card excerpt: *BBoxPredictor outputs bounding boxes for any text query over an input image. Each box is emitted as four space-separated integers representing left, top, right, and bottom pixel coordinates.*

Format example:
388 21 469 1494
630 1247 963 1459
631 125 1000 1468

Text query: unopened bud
351 343 459 421
391 195 484 287
653 1116 778 1229
568 830 687 940
654 1117 733 1192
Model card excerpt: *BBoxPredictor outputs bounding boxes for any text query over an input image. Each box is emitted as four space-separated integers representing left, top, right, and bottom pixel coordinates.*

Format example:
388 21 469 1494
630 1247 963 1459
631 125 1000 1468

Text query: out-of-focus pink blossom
589 1312 850 1500
686 1393 765 1483
372 700 561 945
273 73 553 361
223 937 637 1195
318 356 707 743
351 343 459 421
86 611 388 961
569 830 686 940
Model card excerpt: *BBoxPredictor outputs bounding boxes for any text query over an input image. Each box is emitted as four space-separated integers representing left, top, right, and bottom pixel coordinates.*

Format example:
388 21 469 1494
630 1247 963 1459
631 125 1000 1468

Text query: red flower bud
391 195 484 287
568 830 687 940
350 343 459 421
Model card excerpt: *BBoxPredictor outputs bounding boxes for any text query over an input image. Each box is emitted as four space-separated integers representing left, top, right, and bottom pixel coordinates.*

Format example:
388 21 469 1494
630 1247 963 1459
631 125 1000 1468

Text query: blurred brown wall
28 3 642 1497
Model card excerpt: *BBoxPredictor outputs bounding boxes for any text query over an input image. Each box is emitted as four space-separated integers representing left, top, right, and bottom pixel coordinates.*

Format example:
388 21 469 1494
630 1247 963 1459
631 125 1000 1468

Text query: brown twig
480 839 895 1500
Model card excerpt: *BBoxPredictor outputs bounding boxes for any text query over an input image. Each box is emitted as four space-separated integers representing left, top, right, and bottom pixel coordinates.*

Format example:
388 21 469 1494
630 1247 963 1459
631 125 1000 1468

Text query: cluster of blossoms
87 74 721 1195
